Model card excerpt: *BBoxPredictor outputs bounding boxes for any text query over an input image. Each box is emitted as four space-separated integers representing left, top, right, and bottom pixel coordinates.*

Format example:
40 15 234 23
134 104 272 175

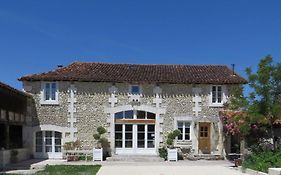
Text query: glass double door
34 131 62 159
115 124 156 155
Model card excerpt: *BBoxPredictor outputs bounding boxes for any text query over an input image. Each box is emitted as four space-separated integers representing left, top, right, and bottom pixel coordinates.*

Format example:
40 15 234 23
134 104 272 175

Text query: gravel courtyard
97 160 246 175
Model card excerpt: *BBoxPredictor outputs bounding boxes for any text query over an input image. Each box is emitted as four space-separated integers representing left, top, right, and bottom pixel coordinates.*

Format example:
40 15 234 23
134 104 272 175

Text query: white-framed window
177 121 191 141
41 82 59 105
211 85 223 105
35 131 62 153
130 85 141 94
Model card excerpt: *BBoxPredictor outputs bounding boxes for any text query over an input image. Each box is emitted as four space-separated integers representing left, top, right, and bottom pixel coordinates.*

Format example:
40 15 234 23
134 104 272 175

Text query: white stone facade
23 81 231 158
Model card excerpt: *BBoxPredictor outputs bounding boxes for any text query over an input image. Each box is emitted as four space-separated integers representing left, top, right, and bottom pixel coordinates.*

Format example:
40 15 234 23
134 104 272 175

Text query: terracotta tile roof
19 62 247 84
0 81 31 97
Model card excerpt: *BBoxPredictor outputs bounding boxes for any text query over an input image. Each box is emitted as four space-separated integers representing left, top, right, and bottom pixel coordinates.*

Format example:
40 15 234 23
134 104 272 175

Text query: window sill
209 103 224 107
40 101 59 106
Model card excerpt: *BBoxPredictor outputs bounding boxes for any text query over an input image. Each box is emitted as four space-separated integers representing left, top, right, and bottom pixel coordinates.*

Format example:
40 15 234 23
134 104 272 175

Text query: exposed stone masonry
23 81 229 150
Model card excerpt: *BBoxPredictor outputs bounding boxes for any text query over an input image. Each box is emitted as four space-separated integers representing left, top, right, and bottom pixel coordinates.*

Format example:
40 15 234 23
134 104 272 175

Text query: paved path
97 161 246 175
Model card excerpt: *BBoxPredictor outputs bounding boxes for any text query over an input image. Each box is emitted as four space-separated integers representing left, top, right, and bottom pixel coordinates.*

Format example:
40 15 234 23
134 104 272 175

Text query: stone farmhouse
19 62 247 159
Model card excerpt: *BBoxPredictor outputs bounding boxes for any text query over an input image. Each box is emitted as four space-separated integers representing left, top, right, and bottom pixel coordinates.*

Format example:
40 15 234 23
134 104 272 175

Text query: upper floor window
177 121 190 141
211 85 222 104
130 85 140 94
41 82 58 105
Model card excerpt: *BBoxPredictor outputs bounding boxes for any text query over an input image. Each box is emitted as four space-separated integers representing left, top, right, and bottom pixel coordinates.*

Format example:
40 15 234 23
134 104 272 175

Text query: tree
246 55 281 150
221 85 249 159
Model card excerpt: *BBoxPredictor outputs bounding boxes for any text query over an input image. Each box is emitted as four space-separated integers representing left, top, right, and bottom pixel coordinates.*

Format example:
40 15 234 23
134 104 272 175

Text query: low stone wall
0 148 30 168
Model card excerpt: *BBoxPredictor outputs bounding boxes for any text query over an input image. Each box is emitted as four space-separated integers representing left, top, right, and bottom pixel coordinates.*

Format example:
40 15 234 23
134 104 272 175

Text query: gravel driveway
97 160 246 175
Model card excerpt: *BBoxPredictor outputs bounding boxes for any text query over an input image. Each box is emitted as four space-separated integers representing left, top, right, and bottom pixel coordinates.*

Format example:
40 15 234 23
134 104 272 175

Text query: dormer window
130 85 140 94
41 82 59 105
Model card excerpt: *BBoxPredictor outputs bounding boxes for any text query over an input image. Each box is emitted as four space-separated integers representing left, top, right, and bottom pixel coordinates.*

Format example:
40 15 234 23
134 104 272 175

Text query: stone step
106 155 165 162
194 154 224 160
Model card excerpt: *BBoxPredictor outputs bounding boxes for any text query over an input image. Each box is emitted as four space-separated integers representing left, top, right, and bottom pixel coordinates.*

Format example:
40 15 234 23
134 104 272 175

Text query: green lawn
1 165 101 175
35 165 101 175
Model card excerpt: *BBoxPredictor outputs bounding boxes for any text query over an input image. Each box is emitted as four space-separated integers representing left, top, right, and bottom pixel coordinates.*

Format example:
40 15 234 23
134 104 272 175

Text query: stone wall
23 81 229 150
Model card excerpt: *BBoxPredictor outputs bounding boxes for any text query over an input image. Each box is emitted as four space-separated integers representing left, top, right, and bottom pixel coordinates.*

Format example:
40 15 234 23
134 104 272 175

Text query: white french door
115 124 156 155
34 131 62 159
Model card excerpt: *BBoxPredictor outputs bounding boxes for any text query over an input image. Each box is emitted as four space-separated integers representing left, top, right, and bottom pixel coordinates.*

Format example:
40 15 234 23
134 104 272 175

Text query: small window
131 85 140 94
177 121 191 141
211 85 222 104
41 82 58 104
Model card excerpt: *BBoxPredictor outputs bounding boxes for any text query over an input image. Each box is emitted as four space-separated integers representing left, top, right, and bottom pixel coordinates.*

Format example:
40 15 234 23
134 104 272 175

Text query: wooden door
198 122 211 154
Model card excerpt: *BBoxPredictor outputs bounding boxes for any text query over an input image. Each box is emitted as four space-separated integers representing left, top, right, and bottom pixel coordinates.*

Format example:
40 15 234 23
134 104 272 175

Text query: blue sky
0 0 281 91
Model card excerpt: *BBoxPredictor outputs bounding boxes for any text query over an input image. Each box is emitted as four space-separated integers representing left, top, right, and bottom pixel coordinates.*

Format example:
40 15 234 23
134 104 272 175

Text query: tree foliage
222 55 281 148
246 55 281 130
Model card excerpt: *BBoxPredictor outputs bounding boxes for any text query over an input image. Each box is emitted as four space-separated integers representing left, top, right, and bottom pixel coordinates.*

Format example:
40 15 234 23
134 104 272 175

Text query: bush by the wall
242 149 281 173
158 147 167 160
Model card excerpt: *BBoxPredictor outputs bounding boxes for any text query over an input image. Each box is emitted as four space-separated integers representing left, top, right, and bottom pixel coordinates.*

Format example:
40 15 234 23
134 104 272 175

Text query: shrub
158 147 167 160
97 126 106 135
166 138 173 146
63 140 81 150
10 149 18 163
78 155 93 161
242 148 281 173
166 129 181 148
93 126 109 148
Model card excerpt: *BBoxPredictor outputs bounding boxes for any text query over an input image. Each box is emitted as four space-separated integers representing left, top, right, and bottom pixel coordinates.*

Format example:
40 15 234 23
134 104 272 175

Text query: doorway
198 122 211 154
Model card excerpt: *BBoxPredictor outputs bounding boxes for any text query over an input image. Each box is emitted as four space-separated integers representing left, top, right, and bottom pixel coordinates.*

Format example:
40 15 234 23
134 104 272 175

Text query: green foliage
173 129 181 138
78 155 93 161
99 137 110 148
93 126 109 149
246 55 280 120
33 165 101 175
158 147 168 160
97 126 107 135
166 129 182 147
167 129 181 140
93 133 100 140
245 55 281 149
166 138 173 146
242 149 281 173
227 85 248 110
167 132 175 139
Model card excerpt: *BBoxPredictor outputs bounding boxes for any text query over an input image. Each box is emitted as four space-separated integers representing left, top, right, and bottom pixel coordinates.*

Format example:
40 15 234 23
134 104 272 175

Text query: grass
1 165 101 175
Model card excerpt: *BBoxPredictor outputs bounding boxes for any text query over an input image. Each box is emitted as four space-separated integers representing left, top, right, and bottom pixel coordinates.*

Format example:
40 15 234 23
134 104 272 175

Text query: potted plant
10 149 18 163
166 129 181 161
93 126 109 161
63 140 81 161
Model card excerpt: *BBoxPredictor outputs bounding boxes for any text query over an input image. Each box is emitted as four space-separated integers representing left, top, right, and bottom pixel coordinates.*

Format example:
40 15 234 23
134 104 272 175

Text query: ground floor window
35 131 62 153
177 121 191 141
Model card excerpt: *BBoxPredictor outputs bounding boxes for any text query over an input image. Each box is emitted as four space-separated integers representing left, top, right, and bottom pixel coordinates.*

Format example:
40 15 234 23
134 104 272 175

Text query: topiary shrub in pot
167 129 181 161
10 149 18 163
93 126 109 161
